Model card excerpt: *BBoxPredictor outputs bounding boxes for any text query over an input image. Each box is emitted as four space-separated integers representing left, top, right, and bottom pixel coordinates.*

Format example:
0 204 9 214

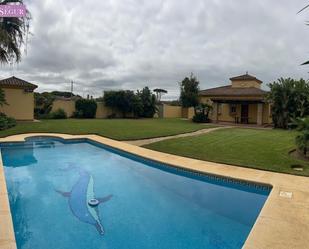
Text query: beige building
0 76 37 120
199 73 272 125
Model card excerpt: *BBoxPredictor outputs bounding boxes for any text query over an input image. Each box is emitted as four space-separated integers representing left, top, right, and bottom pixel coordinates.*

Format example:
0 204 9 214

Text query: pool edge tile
0 152 16 248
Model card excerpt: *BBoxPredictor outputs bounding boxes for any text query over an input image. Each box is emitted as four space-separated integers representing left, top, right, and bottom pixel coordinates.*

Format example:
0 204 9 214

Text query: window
230 104 237 114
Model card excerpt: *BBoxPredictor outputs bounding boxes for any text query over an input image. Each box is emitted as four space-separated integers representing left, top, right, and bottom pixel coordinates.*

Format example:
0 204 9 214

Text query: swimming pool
1 137 270 249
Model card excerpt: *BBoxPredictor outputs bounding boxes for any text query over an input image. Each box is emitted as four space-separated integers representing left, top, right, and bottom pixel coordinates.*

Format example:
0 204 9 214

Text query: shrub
72 110 83 118
36 113 52 119
51 108 67 119
192 112 209 123
192 103 212 123
294 117 309 156
107 113 117 119
75 99 97 118
0 113 16 130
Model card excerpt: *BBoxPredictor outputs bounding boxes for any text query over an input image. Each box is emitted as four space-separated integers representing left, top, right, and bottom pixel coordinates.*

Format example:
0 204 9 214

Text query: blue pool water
1 137 270 249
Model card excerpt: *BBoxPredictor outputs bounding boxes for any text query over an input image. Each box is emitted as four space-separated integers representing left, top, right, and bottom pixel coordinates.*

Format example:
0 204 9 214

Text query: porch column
212 102 218 123
257 103 263 125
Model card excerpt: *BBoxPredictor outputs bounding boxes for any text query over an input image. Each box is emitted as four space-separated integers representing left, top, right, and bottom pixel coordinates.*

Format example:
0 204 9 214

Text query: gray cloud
0 0 309 99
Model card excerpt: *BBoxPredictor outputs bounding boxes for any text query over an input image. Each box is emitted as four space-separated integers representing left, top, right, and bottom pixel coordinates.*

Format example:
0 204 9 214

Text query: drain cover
88 198 99 207
279 191 293 199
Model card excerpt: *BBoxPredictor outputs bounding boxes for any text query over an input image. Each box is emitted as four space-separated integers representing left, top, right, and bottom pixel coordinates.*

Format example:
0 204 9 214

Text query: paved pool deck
0 133 308 249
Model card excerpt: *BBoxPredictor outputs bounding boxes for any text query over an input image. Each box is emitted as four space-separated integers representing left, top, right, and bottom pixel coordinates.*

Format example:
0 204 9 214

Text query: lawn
145 128 309 176
0 118 215 140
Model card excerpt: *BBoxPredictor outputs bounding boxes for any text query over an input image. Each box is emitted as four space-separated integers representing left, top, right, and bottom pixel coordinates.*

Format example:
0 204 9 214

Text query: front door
241 104 249 123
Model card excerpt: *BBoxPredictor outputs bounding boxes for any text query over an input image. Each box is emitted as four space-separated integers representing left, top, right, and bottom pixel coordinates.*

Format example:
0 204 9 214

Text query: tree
179 73 199 108
268 78 309 129
153 88 167 102
0 0 31 63
104 88 157 118
138 87 157 118
298 4 309 65
130 94 143 118
103 90 138 118
294 117 309 156
50 91 81 98
34 92 55 117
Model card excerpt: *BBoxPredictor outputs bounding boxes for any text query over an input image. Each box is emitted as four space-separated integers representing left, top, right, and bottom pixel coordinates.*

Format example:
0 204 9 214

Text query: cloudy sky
1 0 309 99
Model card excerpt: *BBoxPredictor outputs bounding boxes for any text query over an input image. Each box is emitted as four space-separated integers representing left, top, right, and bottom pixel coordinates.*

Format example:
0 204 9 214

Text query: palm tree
0 0 30 64
298 4 309 14
298 4 309 65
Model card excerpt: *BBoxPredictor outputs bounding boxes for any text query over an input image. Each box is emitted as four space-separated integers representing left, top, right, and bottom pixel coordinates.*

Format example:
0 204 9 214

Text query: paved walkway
125 126 230 146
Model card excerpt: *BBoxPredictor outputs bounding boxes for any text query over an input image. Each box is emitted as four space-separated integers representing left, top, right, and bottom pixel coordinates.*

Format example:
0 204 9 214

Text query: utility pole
71 80 73 97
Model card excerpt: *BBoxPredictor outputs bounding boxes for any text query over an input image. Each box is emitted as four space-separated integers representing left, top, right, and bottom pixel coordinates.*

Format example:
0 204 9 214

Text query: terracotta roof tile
0 76 37 90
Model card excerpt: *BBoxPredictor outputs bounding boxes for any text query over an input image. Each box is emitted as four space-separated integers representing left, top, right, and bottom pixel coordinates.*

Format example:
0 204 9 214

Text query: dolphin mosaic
55 167 112 235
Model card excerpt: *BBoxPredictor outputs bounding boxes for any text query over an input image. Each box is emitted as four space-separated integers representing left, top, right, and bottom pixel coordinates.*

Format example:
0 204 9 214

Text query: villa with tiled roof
199 73 272 125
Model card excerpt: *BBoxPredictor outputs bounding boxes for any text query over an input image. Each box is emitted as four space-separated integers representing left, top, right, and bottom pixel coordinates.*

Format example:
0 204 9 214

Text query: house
0 76 37 120
199 73 272 125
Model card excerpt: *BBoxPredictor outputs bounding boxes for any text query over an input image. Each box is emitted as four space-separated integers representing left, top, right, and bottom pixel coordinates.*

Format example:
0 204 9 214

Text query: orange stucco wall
0 88 34 120
51 99 76 117
162 104 182 118
51 100 131 118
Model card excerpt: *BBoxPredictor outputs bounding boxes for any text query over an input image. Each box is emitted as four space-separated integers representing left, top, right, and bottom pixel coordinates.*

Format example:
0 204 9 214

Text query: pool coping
0 133 308 249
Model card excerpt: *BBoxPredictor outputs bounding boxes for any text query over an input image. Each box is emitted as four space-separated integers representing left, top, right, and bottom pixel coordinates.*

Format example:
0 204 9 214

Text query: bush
72 110 83 118
36 113 52 119
107 113 117 119
75 99 97 118
192 112 210 123
0 113 16 130
51 108 67 119
192 103 212 123
294 117 309 156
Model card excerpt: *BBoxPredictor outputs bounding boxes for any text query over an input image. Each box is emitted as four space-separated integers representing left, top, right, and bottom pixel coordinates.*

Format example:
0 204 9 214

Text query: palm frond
298 4 309 14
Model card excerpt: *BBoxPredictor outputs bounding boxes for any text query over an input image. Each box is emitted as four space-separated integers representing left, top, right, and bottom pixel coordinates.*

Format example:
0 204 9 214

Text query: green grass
0 118 215 140
145 128 309 176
